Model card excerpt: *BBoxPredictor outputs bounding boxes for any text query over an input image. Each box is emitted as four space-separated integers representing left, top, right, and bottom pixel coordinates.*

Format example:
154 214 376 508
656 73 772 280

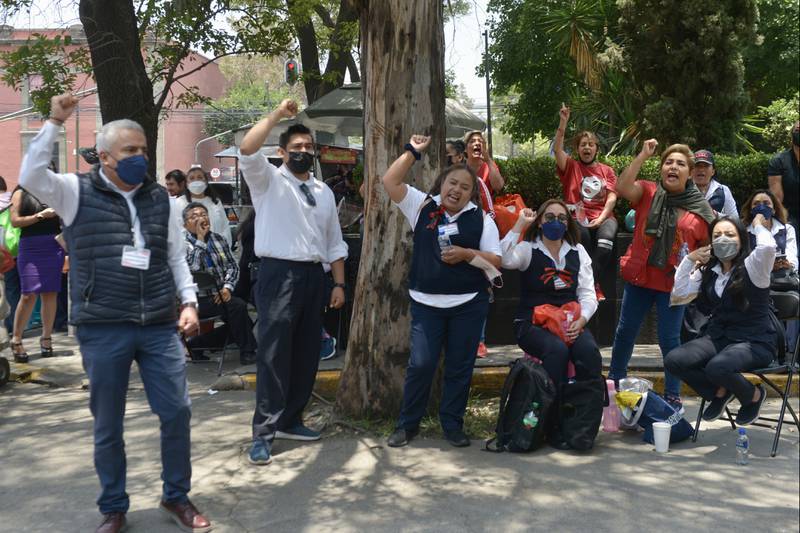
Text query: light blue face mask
114 154 148 185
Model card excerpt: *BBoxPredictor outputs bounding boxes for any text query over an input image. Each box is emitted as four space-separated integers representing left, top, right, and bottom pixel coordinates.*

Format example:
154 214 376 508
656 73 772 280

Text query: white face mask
188 180 207 195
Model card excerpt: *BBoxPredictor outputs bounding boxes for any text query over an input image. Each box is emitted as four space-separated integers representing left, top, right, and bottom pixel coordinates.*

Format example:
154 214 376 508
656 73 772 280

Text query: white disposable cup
652 422 671 453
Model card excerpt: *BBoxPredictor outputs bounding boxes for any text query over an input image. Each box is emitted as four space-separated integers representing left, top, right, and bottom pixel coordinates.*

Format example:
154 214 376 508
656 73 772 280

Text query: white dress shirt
396 185 501 308
499 230 598 322
672 224 776 300
238 151 348 264
18 120 197 304
747 219 798 271
176 195 232 246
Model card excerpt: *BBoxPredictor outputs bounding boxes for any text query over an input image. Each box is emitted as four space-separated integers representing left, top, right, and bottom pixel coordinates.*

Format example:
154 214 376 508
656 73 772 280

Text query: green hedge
496 153 772 222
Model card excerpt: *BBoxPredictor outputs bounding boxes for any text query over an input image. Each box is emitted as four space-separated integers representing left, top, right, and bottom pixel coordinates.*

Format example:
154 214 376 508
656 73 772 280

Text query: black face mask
792 130 800 147
286 151 314 174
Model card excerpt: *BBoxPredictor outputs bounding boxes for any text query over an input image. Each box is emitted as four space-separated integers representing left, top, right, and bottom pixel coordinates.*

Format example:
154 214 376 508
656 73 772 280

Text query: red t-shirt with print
557 158 617 221
619 180 710 293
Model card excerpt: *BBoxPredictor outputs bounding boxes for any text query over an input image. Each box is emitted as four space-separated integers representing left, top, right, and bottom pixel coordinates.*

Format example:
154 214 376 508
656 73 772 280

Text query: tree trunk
79 0 159 170
335 1 445 417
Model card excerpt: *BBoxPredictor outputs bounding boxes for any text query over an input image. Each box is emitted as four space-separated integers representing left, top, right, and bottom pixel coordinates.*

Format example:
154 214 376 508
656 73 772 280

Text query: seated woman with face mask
665 215 777 426
500 200 602 449
382 135 502 449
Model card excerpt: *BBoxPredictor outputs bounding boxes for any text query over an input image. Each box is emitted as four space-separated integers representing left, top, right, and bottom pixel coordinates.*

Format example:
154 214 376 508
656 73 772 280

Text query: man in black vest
19 94 211 533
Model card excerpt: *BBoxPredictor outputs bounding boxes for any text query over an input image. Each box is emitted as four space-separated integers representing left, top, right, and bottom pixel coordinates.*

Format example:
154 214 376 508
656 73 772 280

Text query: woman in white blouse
500 199 601 447
176 166 231 246
665 215 777 426
383 135 502 449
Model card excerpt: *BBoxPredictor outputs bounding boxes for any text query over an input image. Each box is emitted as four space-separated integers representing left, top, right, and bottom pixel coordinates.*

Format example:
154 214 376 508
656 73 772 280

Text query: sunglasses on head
543 213 569 223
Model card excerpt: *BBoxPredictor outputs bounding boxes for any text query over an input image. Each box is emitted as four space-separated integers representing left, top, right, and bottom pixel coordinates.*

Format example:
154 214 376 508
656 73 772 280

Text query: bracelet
404 143 421 161
333 282 346 290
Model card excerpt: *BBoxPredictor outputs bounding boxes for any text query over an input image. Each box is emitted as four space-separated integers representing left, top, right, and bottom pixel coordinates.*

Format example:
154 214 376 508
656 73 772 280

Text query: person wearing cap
553 104 618 301
691 149 738 219
768 121 800 263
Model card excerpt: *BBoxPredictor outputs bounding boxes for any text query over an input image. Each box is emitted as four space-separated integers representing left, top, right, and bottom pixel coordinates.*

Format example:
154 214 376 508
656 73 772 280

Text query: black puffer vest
64 168 176 325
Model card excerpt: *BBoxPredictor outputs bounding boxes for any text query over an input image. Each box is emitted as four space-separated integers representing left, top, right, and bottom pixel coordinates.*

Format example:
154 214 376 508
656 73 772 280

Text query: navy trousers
77 322 192 514
252 258 324 442
397 292 489 432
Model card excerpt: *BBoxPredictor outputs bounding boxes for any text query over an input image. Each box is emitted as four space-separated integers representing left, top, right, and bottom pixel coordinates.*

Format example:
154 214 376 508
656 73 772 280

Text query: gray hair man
18 94 210 533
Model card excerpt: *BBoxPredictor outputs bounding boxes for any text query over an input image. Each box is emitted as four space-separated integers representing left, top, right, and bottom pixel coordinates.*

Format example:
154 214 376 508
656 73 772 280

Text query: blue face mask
114 154 148 185
541 220 567 241
750 203 773 220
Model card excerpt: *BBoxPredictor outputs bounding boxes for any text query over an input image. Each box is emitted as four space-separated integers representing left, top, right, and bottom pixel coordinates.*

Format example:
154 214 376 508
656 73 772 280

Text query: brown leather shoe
159 499 212 532
96 512 127 533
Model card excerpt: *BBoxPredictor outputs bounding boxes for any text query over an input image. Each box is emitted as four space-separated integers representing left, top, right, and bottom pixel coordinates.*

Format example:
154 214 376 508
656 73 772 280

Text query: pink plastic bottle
602 379 621 432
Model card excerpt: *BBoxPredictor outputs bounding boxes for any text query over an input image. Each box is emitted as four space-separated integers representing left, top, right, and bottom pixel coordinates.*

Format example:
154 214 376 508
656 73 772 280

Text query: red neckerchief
425 205 447 230
539 267 574 287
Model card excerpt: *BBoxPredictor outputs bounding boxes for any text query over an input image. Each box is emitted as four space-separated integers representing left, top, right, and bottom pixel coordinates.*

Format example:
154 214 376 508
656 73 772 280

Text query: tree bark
79 0 159 170
335 0 445 417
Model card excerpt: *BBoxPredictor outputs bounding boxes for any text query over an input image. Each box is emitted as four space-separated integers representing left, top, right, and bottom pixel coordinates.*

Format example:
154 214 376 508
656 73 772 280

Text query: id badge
121 245 151 270
441 223 460 237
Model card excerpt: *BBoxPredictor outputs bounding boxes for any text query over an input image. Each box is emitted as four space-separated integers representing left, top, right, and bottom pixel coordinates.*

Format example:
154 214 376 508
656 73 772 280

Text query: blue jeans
77 322 192 514
397 292 489 432
609 283 685 397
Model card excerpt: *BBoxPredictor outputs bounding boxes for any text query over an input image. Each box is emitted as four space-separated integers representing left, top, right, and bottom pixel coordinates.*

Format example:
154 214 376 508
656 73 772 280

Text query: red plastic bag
0 248 14 274
532 301 582 345
493 194 527 238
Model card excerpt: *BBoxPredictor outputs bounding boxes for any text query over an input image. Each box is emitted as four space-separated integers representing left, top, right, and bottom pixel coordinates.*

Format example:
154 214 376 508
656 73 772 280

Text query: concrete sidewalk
1 343 798 533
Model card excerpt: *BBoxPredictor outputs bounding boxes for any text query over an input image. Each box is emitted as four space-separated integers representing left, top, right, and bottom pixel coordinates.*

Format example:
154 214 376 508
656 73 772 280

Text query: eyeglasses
299 183 317 207
543 213 569 223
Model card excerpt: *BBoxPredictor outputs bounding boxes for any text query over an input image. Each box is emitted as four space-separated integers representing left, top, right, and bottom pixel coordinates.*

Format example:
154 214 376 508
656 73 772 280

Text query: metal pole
194 124 253 163
74 101 80 171
483 30 493 158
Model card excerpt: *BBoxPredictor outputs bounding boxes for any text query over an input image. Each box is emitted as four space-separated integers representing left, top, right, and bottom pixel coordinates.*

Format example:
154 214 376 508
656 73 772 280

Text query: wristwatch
333 282 346 290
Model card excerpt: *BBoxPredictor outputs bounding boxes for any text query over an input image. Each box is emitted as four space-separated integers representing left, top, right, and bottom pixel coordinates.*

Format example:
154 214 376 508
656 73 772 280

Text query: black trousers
578 218 618 283
664 335 774 404
192 294 256 355
252 258 324 441
515 321 602 388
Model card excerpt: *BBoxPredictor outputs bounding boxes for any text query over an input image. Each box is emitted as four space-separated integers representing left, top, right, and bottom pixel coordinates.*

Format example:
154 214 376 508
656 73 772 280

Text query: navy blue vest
408 200 487 294
700 266 776 346
517 244 581 320
749 227 787 257
64 168 176 325
707 186 726 213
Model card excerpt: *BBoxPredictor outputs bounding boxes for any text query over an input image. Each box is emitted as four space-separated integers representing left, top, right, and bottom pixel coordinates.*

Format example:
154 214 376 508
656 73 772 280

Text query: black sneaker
443 428 471 447
387 428 418 448
702 391 735 422
735 384 767 426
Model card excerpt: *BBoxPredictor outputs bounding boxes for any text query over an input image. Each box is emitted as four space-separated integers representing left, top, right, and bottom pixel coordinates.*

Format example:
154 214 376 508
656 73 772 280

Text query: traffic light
284 58 299 86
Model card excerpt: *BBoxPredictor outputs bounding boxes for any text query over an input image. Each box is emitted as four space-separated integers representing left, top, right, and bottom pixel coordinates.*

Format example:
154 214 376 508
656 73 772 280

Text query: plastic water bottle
735 428 749 465
522 402 540 429
602 379 622 432
437 227 451 252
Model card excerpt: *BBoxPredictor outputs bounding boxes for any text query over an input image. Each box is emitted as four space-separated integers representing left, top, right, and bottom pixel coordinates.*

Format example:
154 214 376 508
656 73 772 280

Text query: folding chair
692 290 800 457
181 271 233 376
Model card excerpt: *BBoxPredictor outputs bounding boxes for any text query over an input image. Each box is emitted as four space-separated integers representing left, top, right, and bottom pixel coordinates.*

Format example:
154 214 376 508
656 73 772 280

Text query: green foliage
756 94 799 152
0 33 92 116
743 0 800 108
617 0 758 151
497 153 771 221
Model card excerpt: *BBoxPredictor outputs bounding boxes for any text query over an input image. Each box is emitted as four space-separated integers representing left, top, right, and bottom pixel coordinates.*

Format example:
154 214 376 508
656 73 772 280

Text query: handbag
0 207 20 257
770 267 799 292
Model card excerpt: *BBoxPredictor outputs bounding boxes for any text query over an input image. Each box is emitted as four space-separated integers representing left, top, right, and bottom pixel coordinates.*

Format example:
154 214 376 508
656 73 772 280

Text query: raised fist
50 94 79 122
277 99 299 119
408 134 431 152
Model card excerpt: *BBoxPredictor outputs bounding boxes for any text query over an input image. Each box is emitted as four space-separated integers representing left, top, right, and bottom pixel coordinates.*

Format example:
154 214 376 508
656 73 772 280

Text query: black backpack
553 375 607 451
485 357 556 453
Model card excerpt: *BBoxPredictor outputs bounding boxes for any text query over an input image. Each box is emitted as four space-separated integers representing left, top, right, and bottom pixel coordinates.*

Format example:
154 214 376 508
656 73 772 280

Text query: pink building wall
0 28 229 190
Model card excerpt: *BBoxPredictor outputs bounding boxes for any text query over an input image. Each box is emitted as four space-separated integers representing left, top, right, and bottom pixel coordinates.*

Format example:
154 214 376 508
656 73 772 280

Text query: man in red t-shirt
554 105 618 300
464 130 504 214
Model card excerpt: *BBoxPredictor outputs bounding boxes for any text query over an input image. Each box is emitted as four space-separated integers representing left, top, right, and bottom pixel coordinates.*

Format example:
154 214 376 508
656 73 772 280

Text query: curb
235 367 797 400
